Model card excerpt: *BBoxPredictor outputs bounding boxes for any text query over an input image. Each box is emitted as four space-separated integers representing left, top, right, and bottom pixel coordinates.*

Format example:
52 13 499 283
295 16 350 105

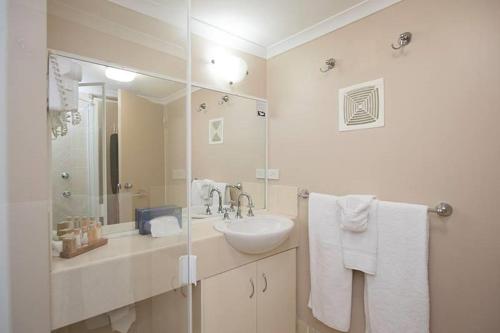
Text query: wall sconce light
210 53 248 85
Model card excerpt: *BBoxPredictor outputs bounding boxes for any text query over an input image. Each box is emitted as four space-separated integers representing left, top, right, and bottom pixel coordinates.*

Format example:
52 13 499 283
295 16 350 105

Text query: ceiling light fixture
210 53 248 85
105 67 137 82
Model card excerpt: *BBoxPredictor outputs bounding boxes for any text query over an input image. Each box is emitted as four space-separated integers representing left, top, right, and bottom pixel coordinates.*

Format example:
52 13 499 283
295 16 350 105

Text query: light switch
256 169 266 179
268 169 280 180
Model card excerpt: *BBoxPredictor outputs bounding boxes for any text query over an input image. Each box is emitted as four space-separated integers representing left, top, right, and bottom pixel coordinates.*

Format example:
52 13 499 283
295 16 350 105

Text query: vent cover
338 78 384 131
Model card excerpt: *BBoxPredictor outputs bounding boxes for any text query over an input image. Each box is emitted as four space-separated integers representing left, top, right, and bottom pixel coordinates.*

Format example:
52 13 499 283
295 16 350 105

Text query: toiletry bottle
62 235 77 255
87 223 97 244
96 221 102 239
73 228 82 248
81 226 88 246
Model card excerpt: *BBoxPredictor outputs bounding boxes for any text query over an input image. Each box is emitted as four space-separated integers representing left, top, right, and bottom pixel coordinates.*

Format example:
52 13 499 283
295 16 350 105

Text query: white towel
108 305 136 333
365 201 429 333
339 198 378 275
308 193 352 332
150 216 181 237
337 195 375 232
191 179 214 206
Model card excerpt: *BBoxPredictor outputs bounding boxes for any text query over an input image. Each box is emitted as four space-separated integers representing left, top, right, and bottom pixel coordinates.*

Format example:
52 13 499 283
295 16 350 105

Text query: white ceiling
191 0 364 47
107 0 402 58
75 59 184 101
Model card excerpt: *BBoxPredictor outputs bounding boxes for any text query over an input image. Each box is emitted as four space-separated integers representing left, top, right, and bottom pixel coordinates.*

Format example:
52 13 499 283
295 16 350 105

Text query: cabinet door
202 262 257 333
257 249 296 333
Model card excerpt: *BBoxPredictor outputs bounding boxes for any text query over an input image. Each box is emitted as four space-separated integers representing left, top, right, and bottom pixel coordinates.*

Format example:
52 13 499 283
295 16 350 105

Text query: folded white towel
365 201 429 333
308 193 352 332
340 198 378 275
150 216 181 237
337 195 375 232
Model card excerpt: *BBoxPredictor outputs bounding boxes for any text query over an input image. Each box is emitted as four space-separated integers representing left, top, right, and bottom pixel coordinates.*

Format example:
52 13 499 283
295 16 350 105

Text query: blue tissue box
135 205 182 235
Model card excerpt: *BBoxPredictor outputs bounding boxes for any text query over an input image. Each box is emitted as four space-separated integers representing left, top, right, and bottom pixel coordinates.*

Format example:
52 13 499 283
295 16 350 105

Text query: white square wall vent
338 78 384 131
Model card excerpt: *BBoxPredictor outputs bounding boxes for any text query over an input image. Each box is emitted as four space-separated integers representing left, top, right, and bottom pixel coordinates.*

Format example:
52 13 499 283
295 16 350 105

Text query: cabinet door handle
249 278 255 298
262 273 268 293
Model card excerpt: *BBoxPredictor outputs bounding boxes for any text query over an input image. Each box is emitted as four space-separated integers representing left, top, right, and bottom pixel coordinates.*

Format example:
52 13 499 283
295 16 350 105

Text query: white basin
214 215 294 254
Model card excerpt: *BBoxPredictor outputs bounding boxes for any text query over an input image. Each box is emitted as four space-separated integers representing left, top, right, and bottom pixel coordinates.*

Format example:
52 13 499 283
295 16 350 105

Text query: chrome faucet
209 187 224 214
236 192 254 219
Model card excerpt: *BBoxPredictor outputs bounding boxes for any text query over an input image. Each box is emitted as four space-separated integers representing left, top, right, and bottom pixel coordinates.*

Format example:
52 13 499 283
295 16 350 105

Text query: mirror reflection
49 56 266 235
189 88 267 219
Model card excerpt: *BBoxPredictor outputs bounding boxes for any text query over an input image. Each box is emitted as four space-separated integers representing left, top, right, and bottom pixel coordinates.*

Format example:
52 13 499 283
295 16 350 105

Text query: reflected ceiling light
210 53 248 85
105 67 137 82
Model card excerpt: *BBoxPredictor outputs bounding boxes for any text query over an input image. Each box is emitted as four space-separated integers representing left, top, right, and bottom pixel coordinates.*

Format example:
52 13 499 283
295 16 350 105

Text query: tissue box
135 205 181 235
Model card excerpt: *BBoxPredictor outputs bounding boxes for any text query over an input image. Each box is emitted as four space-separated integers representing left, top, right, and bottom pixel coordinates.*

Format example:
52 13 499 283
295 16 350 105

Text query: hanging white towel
108 305 136 333
337 195 375 232
365 201 429 333
308 193 353 332
338 196 379 275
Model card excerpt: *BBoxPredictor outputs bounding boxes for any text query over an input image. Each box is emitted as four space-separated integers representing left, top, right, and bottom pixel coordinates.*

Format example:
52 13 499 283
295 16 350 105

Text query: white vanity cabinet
198 249 296 333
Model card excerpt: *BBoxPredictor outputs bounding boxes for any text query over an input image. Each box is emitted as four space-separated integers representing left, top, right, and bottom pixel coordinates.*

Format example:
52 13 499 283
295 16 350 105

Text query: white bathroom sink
214 215 294 254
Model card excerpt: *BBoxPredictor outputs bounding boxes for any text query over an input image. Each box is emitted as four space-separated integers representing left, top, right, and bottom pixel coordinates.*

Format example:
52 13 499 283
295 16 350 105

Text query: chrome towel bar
297 189 453 217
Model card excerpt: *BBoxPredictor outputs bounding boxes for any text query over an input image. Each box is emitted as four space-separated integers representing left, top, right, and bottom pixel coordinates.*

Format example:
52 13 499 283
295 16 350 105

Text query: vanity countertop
51 217 216 274
51 212 299 330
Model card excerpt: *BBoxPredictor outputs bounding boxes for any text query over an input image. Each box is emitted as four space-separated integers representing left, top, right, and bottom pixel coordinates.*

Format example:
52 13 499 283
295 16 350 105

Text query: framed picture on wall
208 117 224 144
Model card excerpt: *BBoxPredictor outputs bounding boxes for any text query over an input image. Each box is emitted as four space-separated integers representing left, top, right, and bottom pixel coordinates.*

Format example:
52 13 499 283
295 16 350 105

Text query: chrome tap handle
205 203 212 215
223 208 230 221
236 207 243 219
247 206 254 217
228 201 236 212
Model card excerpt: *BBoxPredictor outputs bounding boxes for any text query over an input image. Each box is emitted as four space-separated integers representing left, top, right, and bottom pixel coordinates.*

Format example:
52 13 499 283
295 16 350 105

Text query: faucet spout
236 192 254 218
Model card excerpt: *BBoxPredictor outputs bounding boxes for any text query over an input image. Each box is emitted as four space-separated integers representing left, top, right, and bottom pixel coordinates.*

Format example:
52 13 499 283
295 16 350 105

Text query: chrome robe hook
391 32 412 50
320 58 336 72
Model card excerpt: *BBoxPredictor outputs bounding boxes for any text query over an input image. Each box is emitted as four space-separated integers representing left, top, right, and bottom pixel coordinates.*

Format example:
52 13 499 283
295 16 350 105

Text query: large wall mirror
49 56 267 232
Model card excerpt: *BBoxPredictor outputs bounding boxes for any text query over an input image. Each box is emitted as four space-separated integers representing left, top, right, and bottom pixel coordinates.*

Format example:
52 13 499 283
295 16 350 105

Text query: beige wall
165 89 266 207
163 97 187 208
5 0 51 332
267 0 500 332
118 90 166 221
47 0 267 99
47 0 186 81
191 89 266 185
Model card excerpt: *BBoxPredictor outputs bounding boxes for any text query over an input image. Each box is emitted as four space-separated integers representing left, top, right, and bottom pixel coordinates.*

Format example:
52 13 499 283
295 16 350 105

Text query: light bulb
105 67 136 82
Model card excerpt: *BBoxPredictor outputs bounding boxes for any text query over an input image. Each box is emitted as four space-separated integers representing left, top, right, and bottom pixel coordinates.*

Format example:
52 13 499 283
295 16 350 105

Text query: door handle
249 278 255 298
262 273 268 293
123 182 133 189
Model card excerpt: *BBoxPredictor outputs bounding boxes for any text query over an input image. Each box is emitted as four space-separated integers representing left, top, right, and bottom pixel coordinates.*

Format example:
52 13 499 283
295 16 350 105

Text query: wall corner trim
266 0 403 59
